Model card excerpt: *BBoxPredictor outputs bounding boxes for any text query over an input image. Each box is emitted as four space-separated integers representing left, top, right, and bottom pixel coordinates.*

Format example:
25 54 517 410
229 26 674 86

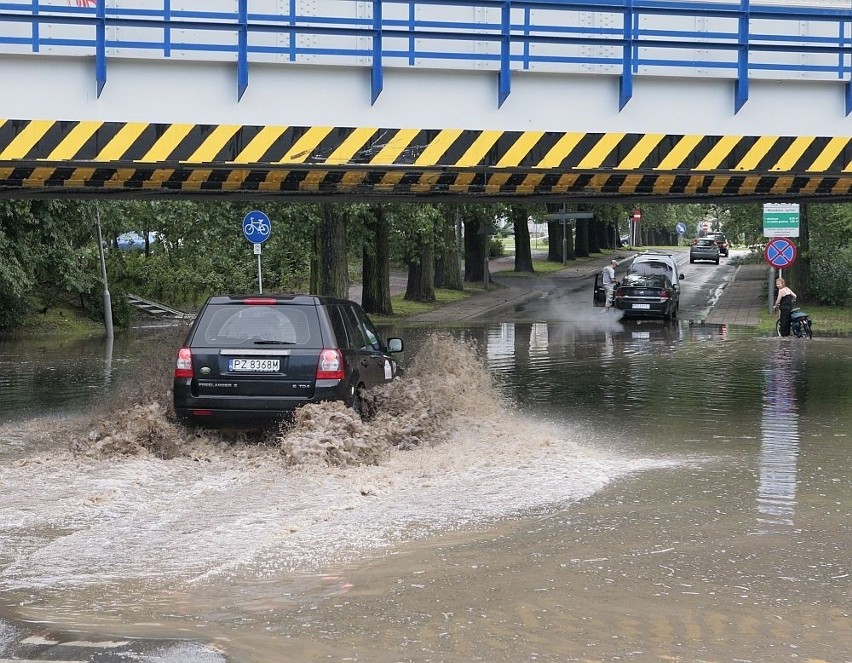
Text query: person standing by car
773 277 797 337
602 259 617 311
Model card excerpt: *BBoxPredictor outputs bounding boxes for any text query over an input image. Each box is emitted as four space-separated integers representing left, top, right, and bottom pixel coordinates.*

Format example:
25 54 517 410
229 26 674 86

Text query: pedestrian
773 276 797 337
602 259 617 311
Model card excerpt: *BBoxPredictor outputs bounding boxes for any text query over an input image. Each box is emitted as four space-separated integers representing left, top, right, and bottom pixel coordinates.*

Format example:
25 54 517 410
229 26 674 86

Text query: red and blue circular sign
764 237 797 269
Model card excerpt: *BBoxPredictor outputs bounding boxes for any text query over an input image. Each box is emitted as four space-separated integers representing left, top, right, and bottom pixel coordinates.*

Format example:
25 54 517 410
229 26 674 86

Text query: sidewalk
704 262 767 326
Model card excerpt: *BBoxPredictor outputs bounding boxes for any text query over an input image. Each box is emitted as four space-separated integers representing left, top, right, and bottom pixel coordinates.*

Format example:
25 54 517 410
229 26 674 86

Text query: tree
509 203 535 272
461 204 494 282
313 203 348 298
575 215 590 257
386 203 442 302
360 204 393 315
434 205 463 290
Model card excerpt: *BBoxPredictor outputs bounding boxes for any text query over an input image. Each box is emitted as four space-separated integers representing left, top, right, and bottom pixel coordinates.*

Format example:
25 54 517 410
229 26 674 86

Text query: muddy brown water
1 319 850 662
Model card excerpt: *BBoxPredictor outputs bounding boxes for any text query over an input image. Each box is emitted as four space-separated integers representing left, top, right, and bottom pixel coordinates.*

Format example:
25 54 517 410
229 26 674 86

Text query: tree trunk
547 221 561 262
587 215 601 255
361 204 393 315
464 216 487 282
316 203 348 298
511 205 534 272
309 228 321 294
566 222 576 260
404 237 435 302
435 206 463 290
575 217 590 257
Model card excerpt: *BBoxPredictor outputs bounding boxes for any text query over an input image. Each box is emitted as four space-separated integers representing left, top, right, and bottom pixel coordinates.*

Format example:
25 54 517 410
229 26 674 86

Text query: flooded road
1 314 850 662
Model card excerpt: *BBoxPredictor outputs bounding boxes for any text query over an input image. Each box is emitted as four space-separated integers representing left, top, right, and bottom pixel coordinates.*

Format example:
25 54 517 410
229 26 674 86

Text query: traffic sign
763 203 800 238
242 210 271 244
764 237 797 269
675 222 686 234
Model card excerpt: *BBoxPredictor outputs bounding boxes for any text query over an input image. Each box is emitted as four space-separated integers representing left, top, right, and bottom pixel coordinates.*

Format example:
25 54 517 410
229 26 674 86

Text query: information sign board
763 203 800 238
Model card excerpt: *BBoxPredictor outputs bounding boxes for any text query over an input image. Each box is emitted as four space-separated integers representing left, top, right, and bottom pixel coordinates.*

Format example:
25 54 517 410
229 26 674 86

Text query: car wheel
350 385 370 420
351 384 376 421
715 258 719 265
690 257 695 263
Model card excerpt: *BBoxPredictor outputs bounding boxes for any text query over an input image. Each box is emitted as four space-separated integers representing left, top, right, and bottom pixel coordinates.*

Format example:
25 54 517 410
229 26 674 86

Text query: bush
488 237 505 258
809 245 852 306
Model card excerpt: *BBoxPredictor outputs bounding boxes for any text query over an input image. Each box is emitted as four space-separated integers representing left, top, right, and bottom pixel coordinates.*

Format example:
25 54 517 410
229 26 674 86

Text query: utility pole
95 205 114 340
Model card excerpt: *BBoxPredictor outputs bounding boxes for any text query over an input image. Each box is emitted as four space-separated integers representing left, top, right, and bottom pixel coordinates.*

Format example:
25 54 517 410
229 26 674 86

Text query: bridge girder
2 119 852 202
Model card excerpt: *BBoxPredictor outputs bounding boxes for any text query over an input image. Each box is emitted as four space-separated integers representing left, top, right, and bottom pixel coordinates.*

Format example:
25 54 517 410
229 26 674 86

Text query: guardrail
0 1 850 111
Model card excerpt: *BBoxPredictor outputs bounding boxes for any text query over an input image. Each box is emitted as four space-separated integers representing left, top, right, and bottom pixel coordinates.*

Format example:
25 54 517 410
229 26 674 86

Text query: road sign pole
257 254 263 294
768 268 776 314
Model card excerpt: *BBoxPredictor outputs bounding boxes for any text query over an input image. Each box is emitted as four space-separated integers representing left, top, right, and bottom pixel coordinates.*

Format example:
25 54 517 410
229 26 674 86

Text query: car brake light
175 347 193 378
614 288 624 297
316 349 344 380
659 291 670 300
691 238 698 245
244 298 277 305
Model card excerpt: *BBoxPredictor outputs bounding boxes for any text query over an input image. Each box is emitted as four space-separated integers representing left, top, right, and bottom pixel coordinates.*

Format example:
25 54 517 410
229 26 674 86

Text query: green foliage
2 198 850 332
807 204 852 306
488 236 505 258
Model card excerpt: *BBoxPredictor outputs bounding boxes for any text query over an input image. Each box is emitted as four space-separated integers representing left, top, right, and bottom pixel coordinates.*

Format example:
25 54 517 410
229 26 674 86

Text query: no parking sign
764 237 797 269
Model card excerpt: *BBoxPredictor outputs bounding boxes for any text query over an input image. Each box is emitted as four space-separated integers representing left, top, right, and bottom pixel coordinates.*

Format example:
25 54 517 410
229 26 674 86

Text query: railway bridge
1 0 851 201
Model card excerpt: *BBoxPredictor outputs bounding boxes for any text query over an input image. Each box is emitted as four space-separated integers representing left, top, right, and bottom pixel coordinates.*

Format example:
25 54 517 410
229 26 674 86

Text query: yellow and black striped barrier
1 119 851 198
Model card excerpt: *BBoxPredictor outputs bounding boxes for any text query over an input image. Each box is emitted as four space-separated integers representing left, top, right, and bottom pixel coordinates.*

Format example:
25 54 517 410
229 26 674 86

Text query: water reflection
0 324 185 424
755 342 801 532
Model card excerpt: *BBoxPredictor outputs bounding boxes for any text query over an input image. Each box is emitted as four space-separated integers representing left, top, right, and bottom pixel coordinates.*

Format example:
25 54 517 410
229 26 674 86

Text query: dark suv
708 232 729 256
173 294 403 427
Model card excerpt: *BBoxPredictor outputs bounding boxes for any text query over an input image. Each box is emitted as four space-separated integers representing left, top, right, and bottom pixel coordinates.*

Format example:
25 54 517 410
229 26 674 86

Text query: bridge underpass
1 0 851 202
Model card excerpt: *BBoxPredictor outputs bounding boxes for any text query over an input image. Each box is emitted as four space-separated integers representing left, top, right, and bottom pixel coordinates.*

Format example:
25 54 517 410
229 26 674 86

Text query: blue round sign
242 210 271 244
764 237 797 269
675 222 687 234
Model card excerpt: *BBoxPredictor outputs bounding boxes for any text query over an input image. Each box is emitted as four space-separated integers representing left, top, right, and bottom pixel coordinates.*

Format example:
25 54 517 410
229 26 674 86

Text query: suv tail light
317 349 344 380
175 347 193 378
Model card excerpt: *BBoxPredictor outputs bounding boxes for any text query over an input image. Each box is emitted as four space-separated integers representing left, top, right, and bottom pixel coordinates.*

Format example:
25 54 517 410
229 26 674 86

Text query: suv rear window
623 274 669 288
630 259 672 276
695 239 716 247
191 304 321 348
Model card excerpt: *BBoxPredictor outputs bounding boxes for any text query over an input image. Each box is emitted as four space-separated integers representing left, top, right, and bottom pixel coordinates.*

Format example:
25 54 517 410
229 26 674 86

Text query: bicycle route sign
242 210 271 244
764 237 797 269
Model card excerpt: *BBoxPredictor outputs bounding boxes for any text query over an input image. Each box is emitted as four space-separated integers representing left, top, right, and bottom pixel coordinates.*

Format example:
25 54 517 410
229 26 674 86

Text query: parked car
628 251 685 286
614 272 679 320
690 237 720 264
707 232 730 256
173 294 403 427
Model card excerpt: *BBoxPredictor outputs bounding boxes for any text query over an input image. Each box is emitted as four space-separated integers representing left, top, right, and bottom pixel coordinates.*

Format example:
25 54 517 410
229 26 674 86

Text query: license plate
229 358 280 372
632 303 651 309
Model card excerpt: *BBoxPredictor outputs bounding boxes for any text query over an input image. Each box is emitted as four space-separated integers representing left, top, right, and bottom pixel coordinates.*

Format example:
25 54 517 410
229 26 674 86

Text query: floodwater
0 318 850 662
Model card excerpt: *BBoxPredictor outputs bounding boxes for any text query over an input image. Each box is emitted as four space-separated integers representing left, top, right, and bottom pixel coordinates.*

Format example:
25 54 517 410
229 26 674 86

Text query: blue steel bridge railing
0 0 851 114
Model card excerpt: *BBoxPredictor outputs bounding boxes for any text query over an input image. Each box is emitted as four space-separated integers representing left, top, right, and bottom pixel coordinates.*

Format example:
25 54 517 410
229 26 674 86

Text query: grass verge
370 285 482 323
758 305 852 336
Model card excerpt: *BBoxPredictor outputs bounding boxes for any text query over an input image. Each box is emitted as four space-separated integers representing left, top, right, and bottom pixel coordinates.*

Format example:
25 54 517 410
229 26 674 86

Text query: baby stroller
777 308 813 338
